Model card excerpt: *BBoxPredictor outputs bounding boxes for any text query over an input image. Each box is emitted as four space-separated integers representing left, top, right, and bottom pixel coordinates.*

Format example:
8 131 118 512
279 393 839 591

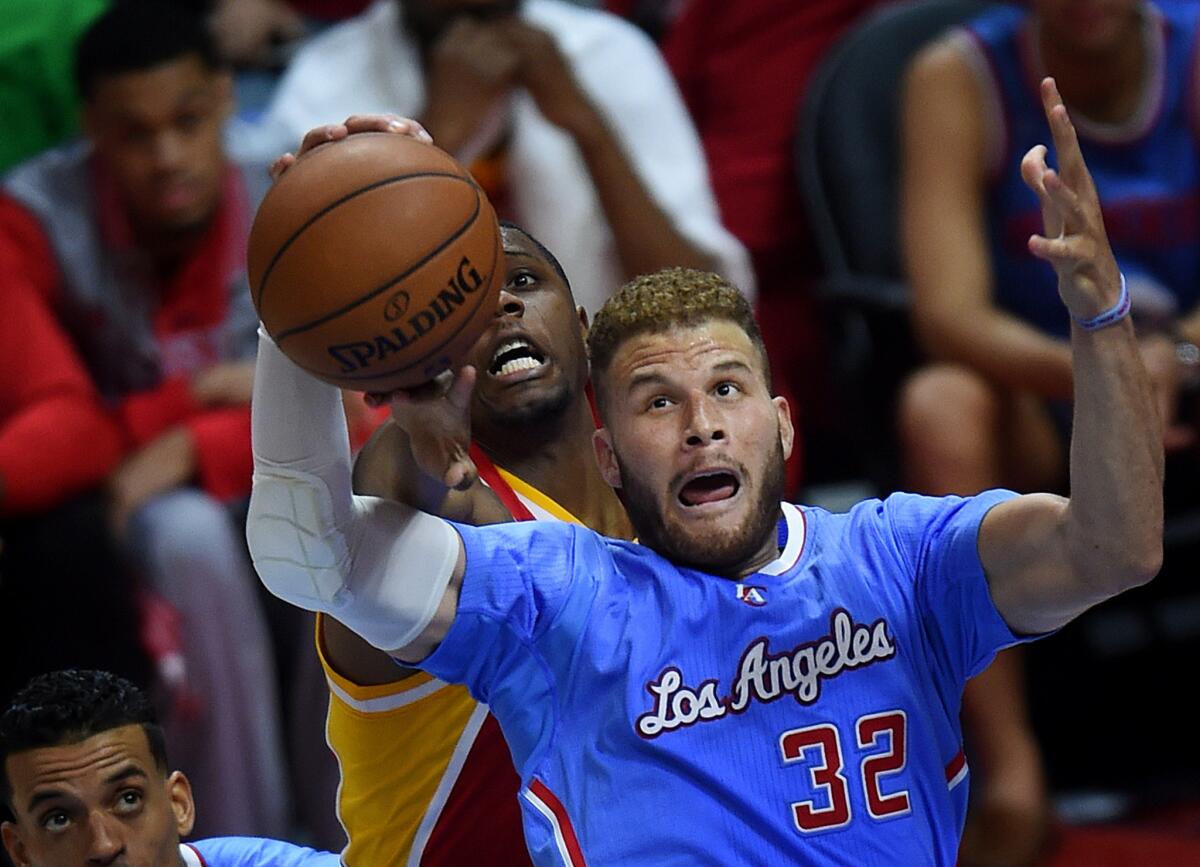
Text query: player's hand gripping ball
248 133 502 392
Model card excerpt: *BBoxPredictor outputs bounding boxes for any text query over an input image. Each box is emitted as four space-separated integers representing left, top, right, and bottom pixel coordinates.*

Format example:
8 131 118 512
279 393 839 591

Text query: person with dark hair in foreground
248 82 1162 864
0 670 337 867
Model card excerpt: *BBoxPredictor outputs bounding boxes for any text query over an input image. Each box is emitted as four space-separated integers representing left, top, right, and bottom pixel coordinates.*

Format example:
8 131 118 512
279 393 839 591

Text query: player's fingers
1042 168 1086 229
341 114 397 134
269 153 296 181
447 365 477 411
1026 232 1087 263
298 124 348 157
1019 145 1048 194
1020 145 1064 237
446 456 478 491
342 114 431 143
1042 78 1077 147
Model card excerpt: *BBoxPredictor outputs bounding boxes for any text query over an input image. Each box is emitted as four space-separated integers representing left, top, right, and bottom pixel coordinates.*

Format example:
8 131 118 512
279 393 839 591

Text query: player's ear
773 395 794 461
166 770 196 837
593 428 622 489
2 821 30 867
577 307 589 336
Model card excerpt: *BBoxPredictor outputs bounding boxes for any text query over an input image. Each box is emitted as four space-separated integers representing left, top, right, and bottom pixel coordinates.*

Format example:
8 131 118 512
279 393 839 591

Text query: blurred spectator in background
639 0 881 492
0 0 289 841
239 0 753 313
900 0 1200 863
0 297 151 710
0 0 108 172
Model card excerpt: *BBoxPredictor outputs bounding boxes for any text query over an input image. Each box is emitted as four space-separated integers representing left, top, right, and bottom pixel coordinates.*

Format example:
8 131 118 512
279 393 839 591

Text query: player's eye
649 396 673 410
114 790 143 815
507 270 536 291
41 810 71 833
714 382 740 398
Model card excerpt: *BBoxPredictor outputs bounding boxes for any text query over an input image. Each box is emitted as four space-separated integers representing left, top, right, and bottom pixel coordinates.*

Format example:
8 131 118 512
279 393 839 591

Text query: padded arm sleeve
245 330 459 652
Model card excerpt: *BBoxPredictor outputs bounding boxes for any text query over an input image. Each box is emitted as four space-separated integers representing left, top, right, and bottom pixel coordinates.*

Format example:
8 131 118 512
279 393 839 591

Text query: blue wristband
1071 273 1130 331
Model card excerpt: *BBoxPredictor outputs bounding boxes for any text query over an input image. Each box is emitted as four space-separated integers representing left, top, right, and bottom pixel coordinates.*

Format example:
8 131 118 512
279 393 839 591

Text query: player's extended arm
978 79 1164 636
901 42 1074 400
323 405 513 685
245 329 465 662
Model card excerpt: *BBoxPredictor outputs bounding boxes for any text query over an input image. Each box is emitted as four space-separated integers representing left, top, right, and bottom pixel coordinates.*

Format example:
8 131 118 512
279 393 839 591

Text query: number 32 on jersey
780 710 910 833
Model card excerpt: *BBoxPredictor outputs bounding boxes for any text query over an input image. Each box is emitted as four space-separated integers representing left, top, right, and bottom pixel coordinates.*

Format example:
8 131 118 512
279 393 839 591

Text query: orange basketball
247 133 502 392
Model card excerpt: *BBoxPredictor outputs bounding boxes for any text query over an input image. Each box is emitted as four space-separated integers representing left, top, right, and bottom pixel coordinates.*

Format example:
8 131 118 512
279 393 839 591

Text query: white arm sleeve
246 330 460 652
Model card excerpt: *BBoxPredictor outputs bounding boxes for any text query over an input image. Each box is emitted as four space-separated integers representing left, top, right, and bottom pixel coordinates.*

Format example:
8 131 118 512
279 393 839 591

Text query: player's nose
494 287 525 319
85 810 125 865
683 395 726 448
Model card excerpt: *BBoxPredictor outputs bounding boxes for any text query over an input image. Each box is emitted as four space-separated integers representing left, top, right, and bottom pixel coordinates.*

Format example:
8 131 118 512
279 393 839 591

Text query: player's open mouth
489 338 547 377
678 471 740 507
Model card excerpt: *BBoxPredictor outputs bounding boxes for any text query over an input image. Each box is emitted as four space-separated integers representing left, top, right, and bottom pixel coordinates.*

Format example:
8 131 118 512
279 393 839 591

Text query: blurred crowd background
3 0 1200 864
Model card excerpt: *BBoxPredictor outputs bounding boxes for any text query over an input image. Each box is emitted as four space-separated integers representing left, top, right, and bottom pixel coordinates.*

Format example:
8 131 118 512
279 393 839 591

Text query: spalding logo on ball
247 133 503 392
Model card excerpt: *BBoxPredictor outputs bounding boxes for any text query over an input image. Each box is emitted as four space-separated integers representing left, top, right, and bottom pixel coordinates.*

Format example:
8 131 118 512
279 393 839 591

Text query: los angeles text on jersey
636 609 896 739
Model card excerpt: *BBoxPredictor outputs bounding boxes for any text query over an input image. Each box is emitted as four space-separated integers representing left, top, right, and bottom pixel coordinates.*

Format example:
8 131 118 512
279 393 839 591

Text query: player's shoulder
185 837 340 867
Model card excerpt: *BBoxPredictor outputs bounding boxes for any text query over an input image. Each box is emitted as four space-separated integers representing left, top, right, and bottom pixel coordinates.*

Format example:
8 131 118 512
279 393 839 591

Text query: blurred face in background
1034 0 1140 58
401 0 521 45
84 54 232 242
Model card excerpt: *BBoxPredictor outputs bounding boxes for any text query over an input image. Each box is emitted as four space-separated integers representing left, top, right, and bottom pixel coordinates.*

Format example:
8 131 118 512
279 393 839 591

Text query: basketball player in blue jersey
0 670 338 867
247 79 1163 865
901 2 1200 860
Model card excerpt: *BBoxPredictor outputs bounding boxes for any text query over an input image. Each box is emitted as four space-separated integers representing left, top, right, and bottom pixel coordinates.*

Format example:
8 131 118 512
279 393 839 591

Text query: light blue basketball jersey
420 490 1029 866
183 837 340 866
966 1 1200 337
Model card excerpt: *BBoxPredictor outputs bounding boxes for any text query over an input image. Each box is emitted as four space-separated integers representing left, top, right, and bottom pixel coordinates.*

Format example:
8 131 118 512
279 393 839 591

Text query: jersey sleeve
879 489 1026 687
187 837 340 867
315 615 488 867
418 520 605 763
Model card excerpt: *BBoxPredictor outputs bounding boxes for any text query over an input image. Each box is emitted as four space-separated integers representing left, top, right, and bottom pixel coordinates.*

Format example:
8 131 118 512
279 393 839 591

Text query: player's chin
480 374 571 425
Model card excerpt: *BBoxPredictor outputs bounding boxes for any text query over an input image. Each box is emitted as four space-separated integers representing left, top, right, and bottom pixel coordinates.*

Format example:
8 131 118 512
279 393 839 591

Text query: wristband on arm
1071 273 1130 332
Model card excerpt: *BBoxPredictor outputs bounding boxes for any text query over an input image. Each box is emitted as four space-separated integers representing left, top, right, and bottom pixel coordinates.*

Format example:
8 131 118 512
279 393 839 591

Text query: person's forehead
6 725 153 806
500 228 571 294
613 321 758 378
89 55 215 115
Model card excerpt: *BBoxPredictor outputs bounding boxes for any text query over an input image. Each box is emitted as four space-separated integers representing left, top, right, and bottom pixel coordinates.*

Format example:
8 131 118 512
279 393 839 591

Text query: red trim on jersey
183 843 208 866
422 713 532 866
945 750 967 786
470 443 536 521
584 381 602 430
529 778 588 867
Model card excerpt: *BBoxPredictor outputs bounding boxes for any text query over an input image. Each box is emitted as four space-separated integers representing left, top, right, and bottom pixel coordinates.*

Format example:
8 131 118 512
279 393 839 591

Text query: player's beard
618 437 787 576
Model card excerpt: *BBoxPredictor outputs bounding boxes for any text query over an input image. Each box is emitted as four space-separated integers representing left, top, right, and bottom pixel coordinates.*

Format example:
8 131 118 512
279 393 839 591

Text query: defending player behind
247 80 1163 864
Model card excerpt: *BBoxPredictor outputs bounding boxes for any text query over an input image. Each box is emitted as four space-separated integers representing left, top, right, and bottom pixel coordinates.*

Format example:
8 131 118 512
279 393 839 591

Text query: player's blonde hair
587 268 769 408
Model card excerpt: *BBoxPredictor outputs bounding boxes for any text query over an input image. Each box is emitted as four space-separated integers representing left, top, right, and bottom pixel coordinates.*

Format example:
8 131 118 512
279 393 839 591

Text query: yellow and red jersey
320 447 584 866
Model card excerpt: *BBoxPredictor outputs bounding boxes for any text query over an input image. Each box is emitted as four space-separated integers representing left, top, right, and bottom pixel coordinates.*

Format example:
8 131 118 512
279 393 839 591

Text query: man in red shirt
0 0 288 841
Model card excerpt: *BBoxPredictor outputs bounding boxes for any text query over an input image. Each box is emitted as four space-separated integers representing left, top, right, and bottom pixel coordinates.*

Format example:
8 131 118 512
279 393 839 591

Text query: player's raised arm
245 329 465 662
977 78 1163 636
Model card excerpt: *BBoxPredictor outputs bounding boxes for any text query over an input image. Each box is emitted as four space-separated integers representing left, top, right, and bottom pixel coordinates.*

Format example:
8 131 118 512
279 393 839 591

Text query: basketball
247 133 502 392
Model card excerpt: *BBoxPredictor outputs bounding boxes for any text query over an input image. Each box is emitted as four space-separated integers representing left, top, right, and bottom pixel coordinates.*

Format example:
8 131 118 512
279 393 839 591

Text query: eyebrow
627 371 669 392
24 765 149 813
712 359 756 376
104 766 148 787
502 250 541 263
26 788 70 813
